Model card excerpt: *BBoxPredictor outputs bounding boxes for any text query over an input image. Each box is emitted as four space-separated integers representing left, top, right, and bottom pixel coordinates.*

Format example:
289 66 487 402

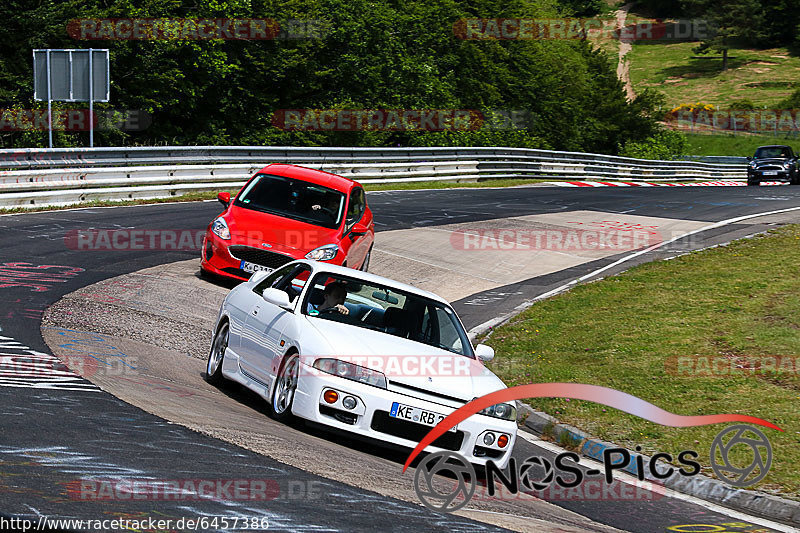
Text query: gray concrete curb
517 403 800 527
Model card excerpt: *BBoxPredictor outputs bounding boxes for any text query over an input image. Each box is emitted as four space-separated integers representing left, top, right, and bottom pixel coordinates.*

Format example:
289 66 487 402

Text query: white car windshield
303 273 474 357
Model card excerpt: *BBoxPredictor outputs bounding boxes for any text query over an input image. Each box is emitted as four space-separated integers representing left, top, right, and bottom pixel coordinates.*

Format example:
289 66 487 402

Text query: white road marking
0 335 99 392
470 205 800 337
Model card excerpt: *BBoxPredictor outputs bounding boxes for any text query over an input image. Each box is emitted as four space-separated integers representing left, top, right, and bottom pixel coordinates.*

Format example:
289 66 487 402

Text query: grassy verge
628 41 800 108
0 176 732 216
685 133 800 157
486 226 800 497
0 179 559 215
362 178 551 191
0 189 244 215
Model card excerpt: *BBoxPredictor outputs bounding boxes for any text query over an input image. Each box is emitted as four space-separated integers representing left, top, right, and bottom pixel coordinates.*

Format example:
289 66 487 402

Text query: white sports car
206 259 517 467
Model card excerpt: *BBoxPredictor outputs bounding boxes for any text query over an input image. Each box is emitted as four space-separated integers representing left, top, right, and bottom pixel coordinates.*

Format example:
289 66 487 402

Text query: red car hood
225 205 341 255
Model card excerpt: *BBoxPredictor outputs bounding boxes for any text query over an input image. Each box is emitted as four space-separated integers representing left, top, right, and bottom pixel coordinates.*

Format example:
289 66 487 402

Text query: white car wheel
206 322 228 385
271 353 299 421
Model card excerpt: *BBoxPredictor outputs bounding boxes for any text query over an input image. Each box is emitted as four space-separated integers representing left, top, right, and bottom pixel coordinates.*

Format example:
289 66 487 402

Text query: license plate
240 261 273 274
390 402 456 431
764 171 779 176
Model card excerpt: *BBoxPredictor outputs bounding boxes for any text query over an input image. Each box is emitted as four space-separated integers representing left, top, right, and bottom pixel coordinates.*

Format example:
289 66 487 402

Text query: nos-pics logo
413 424 773 513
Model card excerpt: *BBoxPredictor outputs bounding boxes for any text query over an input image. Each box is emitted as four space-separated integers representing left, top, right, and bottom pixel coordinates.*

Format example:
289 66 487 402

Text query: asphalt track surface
2 185 800 532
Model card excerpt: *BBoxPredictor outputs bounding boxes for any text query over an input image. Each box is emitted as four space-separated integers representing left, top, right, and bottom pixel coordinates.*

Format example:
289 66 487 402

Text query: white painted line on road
469 205 800 337
516 432 796 532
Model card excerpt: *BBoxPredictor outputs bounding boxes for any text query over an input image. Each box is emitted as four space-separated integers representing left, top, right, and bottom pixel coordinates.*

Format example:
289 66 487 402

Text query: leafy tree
0 0 666 155
681 0 767 71
555 0 605 16
632 0 684 18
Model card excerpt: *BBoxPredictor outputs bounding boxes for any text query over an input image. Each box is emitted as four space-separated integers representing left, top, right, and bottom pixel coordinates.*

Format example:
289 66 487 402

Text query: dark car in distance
747 145 799 186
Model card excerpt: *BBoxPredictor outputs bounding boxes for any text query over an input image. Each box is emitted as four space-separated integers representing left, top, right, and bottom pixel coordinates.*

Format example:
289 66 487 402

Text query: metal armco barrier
0 146 746 208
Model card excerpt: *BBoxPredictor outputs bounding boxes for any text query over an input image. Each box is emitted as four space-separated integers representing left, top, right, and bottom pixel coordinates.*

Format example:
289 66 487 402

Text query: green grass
0 179 556 215
628 41 800 109
485 226 800 497
362 178 551 191
684 133 800 157
0 189 243 215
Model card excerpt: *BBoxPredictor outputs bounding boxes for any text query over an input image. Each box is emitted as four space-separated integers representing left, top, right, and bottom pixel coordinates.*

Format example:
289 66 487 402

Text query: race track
2 184 799 532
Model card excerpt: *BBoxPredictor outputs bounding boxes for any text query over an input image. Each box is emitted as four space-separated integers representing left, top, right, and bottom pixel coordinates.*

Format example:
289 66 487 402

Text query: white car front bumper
292 363 517 468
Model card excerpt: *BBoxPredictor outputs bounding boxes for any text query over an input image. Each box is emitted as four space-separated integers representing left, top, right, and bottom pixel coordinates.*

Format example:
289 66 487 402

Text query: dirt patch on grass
762 291 800 330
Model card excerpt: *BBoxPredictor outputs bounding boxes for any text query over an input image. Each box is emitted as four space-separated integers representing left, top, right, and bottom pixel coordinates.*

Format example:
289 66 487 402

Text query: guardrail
0 146 747 209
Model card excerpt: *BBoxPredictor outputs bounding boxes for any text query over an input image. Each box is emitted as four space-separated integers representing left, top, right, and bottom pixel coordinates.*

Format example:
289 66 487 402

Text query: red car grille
228 245 295 269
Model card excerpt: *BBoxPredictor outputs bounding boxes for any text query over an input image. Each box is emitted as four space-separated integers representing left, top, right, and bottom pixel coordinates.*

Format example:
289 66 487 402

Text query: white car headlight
306 244 338 261
211 217 231 240
313 358 387 389
477 401 516 421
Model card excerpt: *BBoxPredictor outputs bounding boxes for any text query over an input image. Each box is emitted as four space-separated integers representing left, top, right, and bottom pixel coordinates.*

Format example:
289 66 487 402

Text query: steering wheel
315 206 337 222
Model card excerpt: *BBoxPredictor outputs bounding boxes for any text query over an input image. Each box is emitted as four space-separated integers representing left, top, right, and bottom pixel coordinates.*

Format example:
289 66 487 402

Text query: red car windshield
235 173 346 229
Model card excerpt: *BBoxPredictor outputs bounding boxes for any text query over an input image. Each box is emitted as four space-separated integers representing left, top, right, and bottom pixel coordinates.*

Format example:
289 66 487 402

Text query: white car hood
304 317 507 402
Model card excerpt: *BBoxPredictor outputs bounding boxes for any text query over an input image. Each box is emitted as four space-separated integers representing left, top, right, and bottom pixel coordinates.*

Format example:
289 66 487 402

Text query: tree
681 0 767 71
0 0 667 154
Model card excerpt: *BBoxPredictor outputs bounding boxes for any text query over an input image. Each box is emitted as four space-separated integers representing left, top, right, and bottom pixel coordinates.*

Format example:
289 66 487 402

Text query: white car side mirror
250 270 271 285
475 344 495 362
263 287 291 309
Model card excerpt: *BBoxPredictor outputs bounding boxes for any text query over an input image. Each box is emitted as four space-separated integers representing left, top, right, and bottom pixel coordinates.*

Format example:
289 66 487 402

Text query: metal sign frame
33 49 110 147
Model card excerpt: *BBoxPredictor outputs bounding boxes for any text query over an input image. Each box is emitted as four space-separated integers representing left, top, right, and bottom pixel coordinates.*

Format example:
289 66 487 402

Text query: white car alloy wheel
206 322 229 385
271 353 299 421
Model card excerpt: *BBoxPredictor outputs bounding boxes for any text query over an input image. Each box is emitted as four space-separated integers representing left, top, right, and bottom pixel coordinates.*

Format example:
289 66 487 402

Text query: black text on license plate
390 402 455 431
240 261 272 274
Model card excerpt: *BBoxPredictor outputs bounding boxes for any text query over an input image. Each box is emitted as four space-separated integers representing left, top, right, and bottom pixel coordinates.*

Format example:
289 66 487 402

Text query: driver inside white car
310 281 350 315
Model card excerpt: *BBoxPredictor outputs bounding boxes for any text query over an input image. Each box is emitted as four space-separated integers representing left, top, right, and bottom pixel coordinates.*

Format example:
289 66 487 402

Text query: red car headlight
211 217 231 240
305 244 338 261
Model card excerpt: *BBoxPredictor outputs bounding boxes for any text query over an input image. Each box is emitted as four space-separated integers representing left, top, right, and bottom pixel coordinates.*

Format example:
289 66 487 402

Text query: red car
200 164 375 281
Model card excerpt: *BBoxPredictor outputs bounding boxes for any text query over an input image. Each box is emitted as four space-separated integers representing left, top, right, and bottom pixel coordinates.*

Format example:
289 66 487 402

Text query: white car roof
295 260 450 305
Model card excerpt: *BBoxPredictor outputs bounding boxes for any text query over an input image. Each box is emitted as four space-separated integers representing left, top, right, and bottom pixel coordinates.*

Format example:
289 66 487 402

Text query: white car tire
206 322 229 385
270 352 299 422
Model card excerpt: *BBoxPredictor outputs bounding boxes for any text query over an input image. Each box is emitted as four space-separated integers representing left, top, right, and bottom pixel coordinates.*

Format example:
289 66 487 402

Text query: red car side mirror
350 221 369 237
217 192 231 207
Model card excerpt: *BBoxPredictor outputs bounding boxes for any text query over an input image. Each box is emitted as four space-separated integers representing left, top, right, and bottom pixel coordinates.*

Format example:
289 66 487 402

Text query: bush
779 89 800 109
728 99 756 110
618 129 689 160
